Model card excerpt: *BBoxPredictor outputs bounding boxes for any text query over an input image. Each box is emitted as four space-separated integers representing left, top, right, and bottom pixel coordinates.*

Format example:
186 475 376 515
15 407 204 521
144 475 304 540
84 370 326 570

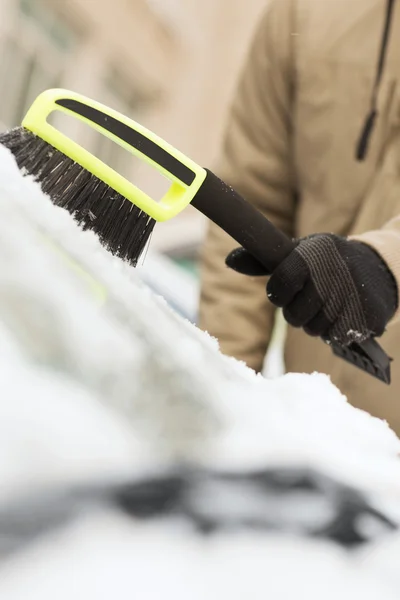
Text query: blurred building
0 0 266 275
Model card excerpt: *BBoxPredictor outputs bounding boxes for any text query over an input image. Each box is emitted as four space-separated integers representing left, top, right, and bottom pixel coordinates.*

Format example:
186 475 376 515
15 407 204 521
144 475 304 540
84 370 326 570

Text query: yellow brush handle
22 88 207 222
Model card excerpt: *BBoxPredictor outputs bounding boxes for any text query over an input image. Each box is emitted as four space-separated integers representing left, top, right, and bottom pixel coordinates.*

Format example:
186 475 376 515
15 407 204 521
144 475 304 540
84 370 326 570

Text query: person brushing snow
199 0 400 433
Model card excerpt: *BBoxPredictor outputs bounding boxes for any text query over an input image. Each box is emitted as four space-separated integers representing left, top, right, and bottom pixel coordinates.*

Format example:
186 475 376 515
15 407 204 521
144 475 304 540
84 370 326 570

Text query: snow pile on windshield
0 144 399 599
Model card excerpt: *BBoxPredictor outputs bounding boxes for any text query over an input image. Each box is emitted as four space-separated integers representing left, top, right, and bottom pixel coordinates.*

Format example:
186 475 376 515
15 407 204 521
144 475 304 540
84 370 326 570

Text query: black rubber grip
192 169 391 384
191 169 295 269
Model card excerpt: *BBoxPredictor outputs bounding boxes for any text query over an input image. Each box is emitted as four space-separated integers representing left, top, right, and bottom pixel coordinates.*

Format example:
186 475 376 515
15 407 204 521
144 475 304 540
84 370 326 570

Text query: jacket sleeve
352 214 400 323
198 0 297 372
351 114 400 324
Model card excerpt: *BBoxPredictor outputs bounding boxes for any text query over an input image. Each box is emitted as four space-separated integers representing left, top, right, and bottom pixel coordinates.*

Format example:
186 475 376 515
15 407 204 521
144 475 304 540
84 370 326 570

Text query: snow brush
0 88 391 384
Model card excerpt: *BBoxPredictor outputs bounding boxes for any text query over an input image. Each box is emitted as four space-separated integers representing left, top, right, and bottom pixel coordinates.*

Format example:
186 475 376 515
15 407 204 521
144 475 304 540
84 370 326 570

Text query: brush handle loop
22 88 207 221
192 169 391 384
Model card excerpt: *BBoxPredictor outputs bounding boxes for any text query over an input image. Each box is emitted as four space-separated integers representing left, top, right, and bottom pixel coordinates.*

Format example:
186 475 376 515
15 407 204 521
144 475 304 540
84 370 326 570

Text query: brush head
0 127 155 265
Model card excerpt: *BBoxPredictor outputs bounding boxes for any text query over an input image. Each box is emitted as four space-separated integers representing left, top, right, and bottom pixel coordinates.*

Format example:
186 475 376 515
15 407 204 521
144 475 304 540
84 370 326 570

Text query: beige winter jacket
199 0 400 434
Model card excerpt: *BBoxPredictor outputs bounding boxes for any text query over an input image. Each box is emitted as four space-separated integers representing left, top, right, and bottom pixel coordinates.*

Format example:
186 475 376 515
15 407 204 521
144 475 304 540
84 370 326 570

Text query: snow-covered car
0 144 400 599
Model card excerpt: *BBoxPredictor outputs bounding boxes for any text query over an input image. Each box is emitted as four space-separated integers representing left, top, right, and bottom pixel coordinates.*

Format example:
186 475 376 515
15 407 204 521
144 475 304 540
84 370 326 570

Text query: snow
0 514 398 600
136 250 199 323
0 143 399 597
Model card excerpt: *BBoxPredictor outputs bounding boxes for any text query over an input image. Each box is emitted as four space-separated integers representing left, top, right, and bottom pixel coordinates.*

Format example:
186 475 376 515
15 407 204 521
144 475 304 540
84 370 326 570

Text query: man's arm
225 127 400 346
351 106 400 324
198 0 297 372
352 215 400 323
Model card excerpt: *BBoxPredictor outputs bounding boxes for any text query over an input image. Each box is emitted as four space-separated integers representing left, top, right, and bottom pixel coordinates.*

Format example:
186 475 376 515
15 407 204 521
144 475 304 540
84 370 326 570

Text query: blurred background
0 0 267 322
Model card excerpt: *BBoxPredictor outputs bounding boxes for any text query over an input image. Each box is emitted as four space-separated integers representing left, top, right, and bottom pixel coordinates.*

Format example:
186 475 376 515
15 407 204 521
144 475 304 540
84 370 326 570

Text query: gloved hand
226 233 398 345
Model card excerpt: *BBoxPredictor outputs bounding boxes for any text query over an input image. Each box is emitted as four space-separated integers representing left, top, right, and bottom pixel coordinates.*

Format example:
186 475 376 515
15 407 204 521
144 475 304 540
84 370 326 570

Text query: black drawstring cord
356 0 396 161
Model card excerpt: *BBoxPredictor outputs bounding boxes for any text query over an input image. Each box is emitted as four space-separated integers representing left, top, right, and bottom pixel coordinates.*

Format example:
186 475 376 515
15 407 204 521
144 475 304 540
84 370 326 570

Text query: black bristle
0 127 156 265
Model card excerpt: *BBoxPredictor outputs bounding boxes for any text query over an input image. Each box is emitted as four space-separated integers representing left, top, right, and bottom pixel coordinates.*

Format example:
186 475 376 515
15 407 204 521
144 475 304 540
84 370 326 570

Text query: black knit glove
226 233 398 345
